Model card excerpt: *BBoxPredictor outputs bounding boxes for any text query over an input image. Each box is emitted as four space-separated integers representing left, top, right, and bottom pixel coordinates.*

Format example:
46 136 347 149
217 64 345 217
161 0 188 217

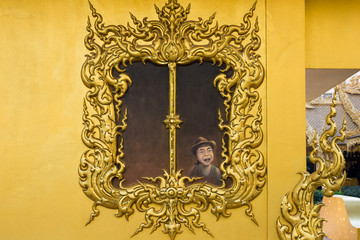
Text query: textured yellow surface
306 0 360 68
0 0 305 239
266 0 306 238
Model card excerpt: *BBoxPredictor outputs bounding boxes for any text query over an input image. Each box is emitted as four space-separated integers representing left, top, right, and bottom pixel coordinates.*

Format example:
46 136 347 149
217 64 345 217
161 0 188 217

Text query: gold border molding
79 1 265 239
277 95 346 239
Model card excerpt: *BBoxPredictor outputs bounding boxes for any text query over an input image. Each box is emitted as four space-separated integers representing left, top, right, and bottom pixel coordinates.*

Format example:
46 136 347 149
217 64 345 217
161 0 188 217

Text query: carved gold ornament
79 0 265 239
277 94 346 239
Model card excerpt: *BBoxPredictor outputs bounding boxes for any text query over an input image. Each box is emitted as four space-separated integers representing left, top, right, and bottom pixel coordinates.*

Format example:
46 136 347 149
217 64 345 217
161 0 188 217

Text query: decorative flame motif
79 0 265 239
277 93 347 239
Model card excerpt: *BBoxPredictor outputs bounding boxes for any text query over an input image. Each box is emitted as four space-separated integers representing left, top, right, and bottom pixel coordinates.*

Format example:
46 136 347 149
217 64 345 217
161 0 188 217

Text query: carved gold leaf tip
154 4 160 13
251 0 258 12
85 201 100 226
88 0 93 8
88 0 96 14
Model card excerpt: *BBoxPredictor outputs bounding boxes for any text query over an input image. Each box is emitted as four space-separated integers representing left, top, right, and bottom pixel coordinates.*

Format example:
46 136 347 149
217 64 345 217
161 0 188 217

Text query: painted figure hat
191 137 216 156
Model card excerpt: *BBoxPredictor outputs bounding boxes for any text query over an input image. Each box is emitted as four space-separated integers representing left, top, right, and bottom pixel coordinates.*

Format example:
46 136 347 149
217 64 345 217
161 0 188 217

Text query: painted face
196 145 214 166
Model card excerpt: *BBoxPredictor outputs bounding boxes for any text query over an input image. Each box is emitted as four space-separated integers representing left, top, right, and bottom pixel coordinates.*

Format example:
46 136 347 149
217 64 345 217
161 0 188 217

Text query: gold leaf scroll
277 93 346 239
79 0 265 239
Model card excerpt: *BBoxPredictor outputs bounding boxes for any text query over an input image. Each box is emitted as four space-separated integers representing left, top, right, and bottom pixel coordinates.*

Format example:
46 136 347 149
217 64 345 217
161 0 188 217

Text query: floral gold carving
79 0 265 239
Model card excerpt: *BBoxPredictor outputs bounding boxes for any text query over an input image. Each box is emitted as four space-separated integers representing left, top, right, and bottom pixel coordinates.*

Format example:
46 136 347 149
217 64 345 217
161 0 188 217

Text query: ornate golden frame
79 0 265 239
277 93 347 239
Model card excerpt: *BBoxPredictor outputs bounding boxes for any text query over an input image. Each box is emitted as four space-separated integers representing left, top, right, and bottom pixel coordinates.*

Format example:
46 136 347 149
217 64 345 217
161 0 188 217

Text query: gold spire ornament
79 0 265 239
277 92 347 239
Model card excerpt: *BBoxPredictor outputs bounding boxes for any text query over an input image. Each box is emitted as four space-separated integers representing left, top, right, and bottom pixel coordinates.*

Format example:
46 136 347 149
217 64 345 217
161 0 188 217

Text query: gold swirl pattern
277 94 347 239
79 0 265 239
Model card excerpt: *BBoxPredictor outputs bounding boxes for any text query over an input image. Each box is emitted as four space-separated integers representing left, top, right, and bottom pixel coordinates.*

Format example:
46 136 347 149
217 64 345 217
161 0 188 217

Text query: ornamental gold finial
155 0 190 37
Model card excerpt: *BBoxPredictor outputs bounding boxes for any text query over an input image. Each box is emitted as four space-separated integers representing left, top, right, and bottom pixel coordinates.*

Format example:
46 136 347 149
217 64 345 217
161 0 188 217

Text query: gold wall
0 0 306 239
266 0 306 238
306 0 360 68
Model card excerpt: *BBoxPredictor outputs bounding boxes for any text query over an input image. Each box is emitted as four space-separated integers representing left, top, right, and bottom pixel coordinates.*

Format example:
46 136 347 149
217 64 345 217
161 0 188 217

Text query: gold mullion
169 62 176 116
164 62 182 176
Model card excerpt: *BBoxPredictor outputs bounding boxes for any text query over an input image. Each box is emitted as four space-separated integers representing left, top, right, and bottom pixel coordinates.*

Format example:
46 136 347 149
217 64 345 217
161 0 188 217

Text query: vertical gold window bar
163 62 182 176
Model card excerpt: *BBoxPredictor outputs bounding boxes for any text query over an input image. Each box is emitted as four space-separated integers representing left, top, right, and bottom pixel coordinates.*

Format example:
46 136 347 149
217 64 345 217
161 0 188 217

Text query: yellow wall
266 0 306 238
0 0 305 239
306 0 360 68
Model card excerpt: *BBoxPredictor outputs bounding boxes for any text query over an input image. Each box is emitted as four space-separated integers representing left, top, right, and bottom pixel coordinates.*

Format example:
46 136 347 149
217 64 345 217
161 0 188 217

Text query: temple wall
0 0 310 239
